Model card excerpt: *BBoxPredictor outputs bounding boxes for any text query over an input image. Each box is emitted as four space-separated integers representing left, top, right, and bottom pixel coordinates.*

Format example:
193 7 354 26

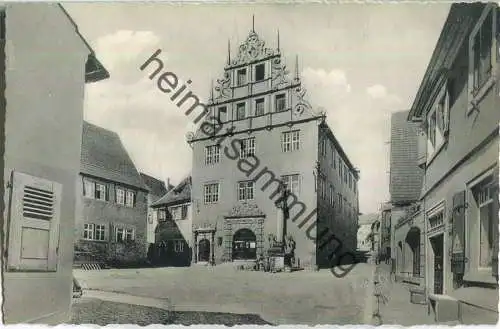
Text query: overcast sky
65 2 451 214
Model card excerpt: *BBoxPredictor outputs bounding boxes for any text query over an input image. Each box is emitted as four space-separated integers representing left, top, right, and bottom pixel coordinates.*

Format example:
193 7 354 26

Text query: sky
64 2 451 214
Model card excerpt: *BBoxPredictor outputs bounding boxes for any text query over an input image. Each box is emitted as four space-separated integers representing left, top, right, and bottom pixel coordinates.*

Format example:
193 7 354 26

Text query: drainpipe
423 160 429 299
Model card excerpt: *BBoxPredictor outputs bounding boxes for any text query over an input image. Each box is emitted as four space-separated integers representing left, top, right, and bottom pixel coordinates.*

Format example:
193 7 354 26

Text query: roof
408 3 487 120
358 213 378 226
320 121 359 179
80 121 147 190
152 176 191 207
390 111 424 203
57 4 110 83
225 202 266 219
140 173 167 198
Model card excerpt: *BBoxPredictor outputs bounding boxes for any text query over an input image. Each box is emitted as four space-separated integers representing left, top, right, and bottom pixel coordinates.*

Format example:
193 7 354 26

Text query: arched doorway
198 238 210 262
232 228 257 260
405 227 421 277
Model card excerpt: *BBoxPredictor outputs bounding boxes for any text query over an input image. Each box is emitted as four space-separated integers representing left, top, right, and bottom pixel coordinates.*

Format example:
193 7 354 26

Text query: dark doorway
232 228 257 260
430 234 444 294
198 238 210 262
406 227 421 277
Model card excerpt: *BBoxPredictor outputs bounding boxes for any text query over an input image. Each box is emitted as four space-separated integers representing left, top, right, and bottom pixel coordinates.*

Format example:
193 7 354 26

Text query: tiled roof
225 201 266 218
152 176 191 207
155 220 185 241
140 173 167 198
80 121 147 190
389 111 424 203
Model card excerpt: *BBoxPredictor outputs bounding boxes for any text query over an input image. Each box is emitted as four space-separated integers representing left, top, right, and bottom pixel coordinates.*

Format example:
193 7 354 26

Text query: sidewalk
373 263 437 326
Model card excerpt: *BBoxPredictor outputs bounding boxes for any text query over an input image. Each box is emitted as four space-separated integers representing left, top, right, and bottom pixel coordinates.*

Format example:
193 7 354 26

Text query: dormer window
275 94 286 112
255 63 265 81
237 69 247 86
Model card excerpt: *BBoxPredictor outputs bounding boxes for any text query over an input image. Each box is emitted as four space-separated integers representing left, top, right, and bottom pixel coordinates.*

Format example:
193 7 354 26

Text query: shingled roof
140 173 168 198
81 121 147 190
152 176 191 207
389 111 424 204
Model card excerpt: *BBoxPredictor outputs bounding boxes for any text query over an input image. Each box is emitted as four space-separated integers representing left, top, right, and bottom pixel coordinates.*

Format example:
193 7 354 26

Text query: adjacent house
357 213 378 252
389 110 425 285
407 2 499 323
151 176 192 266
140 172 169 249
161 28 360 269
1 3 108 324
74 121 149 267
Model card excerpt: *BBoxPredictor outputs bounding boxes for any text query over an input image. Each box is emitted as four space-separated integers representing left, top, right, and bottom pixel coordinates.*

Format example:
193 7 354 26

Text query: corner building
189 29 359 269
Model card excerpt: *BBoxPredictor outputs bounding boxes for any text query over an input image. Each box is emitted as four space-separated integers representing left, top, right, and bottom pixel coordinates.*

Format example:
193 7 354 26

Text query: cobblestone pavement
71 297 272 325
373 263 437 326
74 262 373 325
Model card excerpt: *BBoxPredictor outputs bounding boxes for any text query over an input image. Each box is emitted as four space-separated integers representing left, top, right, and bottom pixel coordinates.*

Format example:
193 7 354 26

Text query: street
73 262 374 325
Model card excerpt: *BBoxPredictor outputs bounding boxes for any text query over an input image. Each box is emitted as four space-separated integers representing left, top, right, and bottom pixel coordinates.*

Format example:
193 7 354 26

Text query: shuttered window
7 171 62 271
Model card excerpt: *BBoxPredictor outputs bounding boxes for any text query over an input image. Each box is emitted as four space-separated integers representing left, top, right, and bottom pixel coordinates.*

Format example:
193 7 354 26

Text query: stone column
277 207 283 242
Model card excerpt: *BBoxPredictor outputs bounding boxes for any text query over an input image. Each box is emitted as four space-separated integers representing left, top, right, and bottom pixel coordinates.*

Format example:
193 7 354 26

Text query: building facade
357 214 378 252
1 3 108 324
389 110 425 285
151 176 192 266
74 121 149 266
140 172 169 246
407 2 499 323
183 28 359 269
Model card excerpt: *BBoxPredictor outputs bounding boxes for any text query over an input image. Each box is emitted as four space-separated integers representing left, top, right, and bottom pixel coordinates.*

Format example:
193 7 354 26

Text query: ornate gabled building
187 27 359 269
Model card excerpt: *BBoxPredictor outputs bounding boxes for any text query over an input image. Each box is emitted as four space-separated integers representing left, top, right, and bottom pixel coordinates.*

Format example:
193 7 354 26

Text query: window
83 224 94 240
354 180 357 194
116 228 124 242
255 63 265 81
125 228 134 241
171 204 188 220
281 174 300 196
473 177 496 268
238 181 254 201
255 98 265 116
468 5 498 111
174 240 184 252
205 144 221 165
158 209 167 221
240 138 255 158
320 138 327 157
338 194 343 212
281 130 300 152
6 172 63 272
329 185 335 206
204 183 219 204
83 178 95 198
95 183 107 201
318 176 327 200
429 212 444 230
339 160 343 178
95 224 106 241
426 83 449 159
126 190 135 207
218 106 227 122
236 102 246 120
275 94 286 112
237 68 247 86
116 188 125 205
344 165 348 184
349 173 352 189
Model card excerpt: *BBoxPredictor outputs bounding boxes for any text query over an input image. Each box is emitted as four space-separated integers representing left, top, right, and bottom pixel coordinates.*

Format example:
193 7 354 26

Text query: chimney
166 178 171 190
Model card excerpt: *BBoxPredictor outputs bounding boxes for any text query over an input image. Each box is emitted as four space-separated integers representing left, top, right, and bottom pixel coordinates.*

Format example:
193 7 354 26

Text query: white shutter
7 171 62 271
